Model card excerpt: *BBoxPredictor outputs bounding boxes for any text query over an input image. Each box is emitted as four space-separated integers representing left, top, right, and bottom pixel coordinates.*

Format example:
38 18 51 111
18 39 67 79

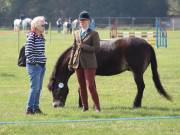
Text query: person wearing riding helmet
68 11 101 112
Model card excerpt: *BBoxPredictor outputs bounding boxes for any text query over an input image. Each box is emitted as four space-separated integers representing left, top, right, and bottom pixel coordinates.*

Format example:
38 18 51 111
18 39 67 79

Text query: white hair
31 16 45 30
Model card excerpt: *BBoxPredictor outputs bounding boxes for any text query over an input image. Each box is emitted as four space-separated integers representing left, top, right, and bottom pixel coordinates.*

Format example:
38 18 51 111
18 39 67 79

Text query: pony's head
48 77 69 108
47 47 73 108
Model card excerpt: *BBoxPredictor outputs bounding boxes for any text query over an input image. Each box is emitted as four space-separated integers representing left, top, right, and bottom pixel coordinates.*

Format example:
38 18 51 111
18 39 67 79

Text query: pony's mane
50 46 72 80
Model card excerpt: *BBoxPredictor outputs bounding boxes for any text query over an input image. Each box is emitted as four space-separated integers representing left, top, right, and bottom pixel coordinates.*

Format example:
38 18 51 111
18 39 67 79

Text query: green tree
0 0 12 17
168 0 180 15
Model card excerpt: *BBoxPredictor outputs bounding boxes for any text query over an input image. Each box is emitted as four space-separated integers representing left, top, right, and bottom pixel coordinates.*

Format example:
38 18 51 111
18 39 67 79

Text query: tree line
0 0 180 25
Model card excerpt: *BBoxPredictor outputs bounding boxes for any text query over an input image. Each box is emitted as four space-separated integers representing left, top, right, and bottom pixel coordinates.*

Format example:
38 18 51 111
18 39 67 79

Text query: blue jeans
26 63 46 110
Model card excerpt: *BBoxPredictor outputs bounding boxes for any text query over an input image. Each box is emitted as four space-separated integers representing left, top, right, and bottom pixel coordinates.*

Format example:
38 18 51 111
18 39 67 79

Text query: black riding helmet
78 11 91 20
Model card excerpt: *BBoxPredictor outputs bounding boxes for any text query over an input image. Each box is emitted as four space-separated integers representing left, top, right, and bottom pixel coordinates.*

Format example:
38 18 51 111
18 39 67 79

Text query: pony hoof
133 105 141 108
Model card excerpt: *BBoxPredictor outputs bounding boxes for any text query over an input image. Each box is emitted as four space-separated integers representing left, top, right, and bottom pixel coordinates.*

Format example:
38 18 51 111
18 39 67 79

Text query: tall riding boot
78 88 83 108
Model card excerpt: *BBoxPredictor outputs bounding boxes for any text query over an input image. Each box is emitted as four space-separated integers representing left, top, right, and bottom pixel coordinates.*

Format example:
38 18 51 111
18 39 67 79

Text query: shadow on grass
46 104 180 118
101 105 180 116
0 73 16 78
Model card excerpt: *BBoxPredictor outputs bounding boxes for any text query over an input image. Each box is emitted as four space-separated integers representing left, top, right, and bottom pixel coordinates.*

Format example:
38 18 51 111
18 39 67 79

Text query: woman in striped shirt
25 16 46 115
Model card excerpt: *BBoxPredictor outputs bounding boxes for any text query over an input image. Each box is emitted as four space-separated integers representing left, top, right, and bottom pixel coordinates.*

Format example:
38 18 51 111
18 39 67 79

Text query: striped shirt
25 32 46 64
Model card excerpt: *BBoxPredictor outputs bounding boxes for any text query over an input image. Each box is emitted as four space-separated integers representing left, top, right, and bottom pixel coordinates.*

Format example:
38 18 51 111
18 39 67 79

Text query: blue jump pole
156 18 168 48
165 32 167 48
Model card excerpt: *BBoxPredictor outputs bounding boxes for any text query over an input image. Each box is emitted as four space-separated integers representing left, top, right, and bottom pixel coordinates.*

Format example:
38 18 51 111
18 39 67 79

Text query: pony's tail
150 46 172 101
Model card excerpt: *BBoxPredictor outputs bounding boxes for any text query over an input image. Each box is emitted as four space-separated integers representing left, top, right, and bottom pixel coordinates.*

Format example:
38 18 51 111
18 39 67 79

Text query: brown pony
48 37 171 108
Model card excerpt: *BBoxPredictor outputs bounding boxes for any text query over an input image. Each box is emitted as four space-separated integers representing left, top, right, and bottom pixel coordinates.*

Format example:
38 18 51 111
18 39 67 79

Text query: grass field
0 29 180 135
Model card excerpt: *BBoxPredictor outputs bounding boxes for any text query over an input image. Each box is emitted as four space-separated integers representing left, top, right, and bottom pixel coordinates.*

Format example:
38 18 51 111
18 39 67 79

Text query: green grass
0 29 180 135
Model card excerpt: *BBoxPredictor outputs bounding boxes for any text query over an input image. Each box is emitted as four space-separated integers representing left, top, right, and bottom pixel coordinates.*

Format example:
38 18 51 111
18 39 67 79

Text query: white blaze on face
52 101 60 107
58 82 64 88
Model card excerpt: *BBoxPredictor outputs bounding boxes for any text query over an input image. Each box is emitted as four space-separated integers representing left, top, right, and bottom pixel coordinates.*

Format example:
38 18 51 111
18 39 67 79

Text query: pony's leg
133 72 145 108
14 26 18 32
78 87 83 108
